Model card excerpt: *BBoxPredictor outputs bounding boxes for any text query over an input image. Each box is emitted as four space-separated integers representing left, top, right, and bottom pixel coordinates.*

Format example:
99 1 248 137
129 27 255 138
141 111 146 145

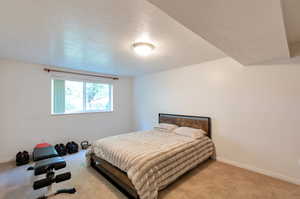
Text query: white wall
133 57 300 185
0 60 133 163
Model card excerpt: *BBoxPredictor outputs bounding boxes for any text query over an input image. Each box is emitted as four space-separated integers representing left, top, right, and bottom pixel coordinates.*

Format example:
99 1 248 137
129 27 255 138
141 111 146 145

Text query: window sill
51 111 113 116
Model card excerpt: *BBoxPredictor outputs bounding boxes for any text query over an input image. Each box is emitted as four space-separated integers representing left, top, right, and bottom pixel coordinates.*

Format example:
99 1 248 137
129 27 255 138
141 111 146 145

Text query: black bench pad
33 146 58 161
34 157 66 176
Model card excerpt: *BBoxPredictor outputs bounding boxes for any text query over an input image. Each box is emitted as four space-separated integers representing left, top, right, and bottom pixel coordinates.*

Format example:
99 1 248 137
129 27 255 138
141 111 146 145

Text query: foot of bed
90 155 139 199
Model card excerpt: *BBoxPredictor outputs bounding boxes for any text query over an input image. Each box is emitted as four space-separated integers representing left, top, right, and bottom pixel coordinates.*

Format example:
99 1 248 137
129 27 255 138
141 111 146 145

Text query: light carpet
0 151 299 199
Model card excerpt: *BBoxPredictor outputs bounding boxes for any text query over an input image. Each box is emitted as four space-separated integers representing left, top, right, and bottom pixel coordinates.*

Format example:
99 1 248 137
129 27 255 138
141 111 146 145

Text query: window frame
51 77 114 115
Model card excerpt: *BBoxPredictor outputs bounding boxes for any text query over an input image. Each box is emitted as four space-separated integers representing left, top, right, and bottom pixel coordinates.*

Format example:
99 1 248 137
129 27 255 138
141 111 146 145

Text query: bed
89 113 214 199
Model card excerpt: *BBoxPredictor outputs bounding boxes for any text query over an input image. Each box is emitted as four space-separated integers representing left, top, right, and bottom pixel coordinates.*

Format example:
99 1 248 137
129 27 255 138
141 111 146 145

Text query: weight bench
30 145 76 199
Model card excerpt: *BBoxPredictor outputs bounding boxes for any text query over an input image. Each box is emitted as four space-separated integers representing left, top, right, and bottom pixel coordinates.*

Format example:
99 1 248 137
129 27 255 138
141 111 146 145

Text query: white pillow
154 123 178 132
174 127 207 139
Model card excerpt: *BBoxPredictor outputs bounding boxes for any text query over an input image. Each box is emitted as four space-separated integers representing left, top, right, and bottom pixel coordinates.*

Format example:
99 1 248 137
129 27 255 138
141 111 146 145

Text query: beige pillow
153 123 178 132
174 127 207 139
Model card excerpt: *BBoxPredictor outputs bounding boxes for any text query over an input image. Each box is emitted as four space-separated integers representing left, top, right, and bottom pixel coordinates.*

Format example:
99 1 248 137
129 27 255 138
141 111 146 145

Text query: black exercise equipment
33 146 58 161
31 145 76 199
16 151 30 166
66 141 79 154
36 188 76 199
80 140 91 150
54 144 67 156
34 156 66 176
33 168 71 190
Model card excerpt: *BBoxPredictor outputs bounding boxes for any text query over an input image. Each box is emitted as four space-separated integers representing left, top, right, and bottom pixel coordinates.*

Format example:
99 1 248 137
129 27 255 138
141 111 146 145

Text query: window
52 79 113 114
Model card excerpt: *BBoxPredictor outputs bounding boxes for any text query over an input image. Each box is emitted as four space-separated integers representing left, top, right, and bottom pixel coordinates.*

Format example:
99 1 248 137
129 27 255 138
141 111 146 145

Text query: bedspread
91 130 215 199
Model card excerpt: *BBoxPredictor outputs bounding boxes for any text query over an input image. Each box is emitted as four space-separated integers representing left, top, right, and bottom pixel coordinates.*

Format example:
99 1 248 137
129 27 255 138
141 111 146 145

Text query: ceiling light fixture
132 42 155 56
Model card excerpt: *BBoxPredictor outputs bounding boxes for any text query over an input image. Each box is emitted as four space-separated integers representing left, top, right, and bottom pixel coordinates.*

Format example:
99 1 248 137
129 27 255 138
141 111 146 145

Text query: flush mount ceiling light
132 42 155 56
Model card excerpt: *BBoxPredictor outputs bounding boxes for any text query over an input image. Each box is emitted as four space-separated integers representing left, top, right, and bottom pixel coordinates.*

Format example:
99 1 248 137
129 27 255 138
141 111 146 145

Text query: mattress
91 130 215 199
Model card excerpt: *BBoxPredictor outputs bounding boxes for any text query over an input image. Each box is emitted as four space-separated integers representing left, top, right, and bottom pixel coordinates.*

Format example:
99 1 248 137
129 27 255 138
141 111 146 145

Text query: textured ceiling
0 0 225 76
148 0 290 65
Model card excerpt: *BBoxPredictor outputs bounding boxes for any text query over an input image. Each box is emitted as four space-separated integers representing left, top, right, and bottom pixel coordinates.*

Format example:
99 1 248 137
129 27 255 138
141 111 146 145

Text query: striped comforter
90 130 215 199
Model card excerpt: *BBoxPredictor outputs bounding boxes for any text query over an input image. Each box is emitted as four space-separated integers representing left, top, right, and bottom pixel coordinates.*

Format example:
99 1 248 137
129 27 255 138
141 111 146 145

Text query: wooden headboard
159 113 211 138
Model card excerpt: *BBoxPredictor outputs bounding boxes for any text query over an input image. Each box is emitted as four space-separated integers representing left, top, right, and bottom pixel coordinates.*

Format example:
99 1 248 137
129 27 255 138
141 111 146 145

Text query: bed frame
90 113 212 199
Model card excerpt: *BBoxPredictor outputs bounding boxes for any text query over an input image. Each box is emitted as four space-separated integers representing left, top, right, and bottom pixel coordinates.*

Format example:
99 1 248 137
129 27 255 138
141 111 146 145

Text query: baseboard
0 158 14 164
217 157 300 186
